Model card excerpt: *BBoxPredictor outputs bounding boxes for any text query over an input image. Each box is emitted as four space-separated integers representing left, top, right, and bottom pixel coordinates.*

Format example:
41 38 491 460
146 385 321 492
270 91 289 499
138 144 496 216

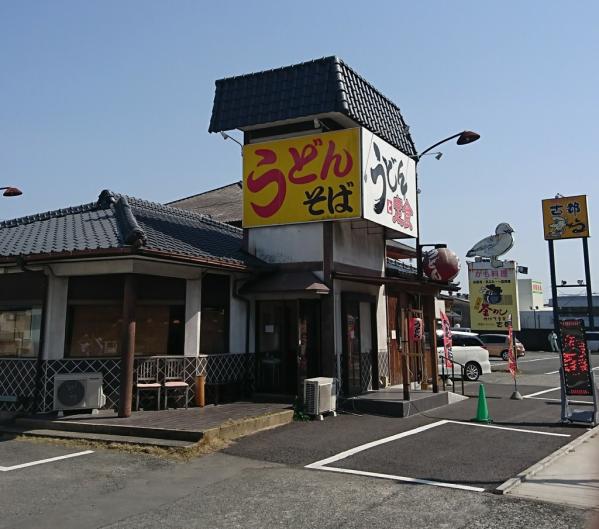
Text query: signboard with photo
468 260 521 331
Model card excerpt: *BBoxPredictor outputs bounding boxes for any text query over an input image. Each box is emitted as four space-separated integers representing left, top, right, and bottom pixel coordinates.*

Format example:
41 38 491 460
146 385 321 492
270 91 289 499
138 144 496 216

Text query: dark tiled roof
209 56 416 156
386 257 418 279
167 181 242 225
0 190 263 269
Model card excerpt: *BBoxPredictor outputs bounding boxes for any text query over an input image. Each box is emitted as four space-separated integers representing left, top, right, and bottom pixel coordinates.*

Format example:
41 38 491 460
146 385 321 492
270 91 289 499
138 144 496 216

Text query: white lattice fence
0 359 37 411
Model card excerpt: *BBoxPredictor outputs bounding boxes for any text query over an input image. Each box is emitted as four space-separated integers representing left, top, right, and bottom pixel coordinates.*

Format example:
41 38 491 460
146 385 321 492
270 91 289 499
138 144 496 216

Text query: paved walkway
507 427 599 510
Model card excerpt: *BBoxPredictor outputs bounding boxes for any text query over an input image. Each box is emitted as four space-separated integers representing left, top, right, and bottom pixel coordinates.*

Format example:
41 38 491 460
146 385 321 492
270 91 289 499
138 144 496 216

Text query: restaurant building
0 57 454 414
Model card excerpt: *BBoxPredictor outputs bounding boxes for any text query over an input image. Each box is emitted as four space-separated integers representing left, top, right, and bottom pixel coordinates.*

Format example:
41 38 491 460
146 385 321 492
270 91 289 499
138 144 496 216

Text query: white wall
248 223 323 263
333 221 385 272
184 278 202 357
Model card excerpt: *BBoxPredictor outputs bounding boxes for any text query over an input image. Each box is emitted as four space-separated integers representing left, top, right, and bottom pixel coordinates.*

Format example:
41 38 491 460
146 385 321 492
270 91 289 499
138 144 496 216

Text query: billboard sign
361 129 418 238
468 260 521 331
542 195 590 240
242 128 361 228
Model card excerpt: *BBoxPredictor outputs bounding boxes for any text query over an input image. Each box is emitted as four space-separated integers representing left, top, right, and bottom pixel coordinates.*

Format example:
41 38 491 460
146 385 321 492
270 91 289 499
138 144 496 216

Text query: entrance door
256 300 321 396
342 295 377 396
256 301 298 394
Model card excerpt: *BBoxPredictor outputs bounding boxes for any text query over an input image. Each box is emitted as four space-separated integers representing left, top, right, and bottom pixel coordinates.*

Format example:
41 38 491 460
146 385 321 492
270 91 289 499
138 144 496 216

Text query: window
65 275 185 358
66 304 184 357
0 308 42 358
463 337 483 347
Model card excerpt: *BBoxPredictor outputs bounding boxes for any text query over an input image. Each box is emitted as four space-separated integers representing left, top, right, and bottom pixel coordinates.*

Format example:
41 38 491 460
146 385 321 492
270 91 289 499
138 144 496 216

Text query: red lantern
422 248 460 282
409 317 424 342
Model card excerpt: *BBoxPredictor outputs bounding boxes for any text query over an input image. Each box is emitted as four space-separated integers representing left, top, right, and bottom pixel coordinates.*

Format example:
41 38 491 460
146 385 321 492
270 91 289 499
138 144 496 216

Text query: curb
202 409 294 443
496 424 599 495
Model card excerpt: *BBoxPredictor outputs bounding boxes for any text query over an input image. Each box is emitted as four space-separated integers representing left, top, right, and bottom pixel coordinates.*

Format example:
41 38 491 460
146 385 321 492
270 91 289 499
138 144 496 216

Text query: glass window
0 308 42 357
67 304 184 357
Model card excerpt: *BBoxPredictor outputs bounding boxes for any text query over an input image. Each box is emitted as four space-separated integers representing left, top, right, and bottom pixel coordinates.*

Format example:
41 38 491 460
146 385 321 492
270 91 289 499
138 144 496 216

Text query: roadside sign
542 195 590 240
559 319 593 396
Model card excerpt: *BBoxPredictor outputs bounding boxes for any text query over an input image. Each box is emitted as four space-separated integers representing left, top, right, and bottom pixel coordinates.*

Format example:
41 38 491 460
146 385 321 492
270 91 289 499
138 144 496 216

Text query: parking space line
493 358 558 367
305 420 448 469
445 420 571 437
313 465 486 493
0 450 94 472
525 396 592 405
523 387 560 398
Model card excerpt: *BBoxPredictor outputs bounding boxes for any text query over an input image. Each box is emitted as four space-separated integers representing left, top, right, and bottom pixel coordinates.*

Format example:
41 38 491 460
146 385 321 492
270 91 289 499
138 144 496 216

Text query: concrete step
0 426 196 448
341 391 453 417
15 417 203 443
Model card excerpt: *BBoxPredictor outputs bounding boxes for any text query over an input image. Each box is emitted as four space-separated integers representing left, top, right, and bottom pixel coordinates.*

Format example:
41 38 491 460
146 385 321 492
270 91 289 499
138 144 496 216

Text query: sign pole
582 237 595 330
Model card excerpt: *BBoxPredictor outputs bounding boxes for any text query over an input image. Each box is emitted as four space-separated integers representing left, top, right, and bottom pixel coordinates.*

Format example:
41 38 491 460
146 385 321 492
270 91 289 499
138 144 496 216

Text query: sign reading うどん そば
242 129 362 228
361 129 418 238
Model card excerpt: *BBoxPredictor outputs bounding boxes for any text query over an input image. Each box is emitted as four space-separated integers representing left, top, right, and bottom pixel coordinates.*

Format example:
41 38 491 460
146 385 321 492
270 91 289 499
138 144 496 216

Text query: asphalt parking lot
225 382 591 492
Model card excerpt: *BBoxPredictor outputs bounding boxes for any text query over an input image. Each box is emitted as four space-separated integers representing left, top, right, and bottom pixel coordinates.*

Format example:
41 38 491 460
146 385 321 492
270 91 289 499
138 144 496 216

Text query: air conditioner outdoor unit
53 372 106 411
304 377 337 420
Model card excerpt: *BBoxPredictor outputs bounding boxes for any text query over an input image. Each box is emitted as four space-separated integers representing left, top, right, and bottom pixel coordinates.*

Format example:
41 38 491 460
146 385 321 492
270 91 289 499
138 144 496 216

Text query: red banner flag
440 311 453 369
507 316 517 378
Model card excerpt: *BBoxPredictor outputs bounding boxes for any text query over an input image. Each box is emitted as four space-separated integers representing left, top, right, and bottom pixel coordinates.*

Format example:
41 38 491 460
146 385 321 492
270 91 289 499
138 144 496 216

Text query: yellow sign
468 261 521 331
242 129 361 227
542 195 590 240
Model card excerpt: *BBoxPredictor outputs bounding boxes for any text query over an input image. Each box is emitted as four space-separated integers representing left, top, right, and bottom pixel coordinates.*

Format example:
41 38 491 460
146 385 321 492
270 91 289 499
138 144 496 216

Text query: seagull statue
466 223 514 267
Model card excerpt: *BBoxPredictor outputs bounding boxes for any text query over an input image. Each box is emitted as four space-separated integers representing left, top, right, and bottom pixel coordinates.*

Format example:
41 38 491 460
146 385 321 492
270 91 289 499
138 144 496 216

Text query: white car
436 330 491 381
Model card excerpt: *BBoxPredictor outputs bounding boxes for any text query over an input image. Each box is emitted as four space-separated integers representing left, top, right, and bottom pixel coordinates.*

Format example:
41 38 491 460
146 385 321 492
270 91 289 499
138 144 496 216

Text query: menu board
560 320 593 396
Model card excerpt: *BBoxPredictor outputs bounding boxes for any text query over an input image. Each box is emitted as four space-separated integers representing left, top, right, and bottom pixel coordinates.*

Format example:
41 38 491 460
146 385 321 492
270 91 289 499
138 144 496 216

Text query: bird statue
466 223 514 267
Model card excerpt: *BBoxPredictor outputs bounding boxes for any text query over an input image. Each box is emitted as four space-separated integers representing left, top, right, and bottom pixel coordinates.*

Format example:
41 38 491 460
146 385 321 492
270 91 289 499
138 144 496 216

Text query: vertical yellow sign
242 128 361 227
542 195 590 240
468 261 521 331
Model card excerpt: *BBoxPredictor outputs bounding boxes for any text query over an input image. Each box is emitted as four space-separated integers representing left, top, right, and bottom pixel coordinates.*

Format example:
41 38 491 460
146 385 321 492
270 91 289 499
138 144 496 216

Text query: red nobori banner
507 318 517 378
440 311 453 369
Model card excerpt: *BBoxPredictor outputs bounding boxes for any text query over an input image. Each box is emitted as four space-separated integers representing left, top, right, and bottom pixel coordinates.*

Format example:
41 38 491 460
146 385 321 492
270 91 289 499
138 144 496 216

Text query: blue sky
1 1 598 299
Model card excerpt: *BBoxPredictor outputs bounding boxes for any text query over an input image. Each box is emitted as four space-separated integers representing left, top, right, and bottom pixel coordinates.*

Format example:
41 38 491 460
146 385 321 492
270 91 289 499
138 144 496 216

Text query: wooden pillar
118 274 137 418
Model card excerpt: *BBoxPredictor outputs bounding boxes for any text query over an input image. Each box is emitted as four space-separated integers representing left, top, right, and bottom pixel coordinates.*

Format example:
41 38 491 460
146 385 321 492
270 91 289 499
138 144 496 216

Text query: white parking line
305 420 569 492
493 358 558 367
525 396 592 405
313 465 486 492
0 450 94 472
305 420 448 468
522 387 560 399
445 420 570 437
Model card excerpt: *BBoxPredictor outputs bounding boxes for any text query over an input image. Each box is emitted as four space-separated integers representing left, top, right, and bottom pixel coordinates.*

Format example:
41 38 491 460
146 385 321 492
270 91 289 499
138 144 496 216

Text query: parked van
478 334 525 360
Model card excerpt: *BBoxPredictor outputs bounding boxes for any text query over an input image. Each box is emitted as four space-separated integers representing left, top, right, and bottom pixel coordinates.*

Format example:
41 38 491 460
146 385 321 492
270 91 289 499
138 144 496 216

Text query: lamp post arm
414 132 463 162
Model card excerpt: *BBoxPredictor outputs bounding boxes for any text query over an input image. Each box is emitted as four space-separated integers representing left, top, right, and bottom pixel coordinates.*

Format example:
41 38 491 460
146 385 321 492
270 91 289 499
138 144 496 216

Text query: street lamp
220 131 243 154
413 130 480 278
1 187 22 197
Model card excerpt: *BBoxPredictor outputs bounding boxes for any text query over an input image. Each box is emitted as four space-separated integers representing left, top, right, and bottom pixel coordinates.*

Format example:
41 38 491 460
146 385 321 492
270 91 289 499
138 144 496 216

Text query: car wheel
501 350 509 361
464 362 482 381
